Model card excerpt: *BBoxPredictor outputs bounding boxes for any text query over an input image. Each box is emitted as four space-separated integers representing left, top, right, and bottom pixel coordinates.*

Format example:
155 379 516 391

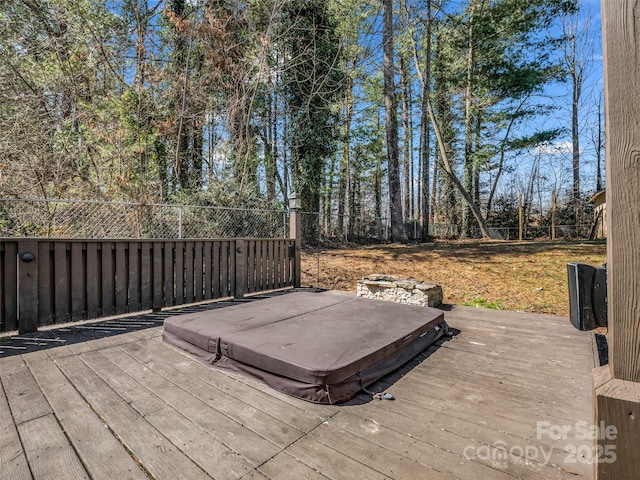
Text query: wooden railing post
289 194 302 288
18 240 38 334
594 3 640 478
234 239 247 299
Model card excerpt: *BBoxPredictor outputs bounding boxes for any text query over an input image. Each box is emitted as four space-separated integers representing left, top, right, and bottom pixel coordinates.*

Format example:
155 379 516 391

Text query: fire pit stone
356 274 443 307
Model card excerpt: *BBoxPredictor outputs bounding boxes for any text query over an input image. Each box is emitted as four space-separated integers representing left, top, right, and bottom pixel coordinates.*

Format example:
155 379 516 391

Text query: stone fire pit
357 274 443 308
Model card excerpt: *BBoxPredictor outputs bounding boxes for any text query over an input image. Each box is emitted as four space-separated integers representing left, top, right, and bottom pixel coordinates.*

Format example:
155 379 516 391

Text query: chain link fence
299 210 592 245
0 198 594 242
487 224 592 241
0 198 288 239
301 212 467 244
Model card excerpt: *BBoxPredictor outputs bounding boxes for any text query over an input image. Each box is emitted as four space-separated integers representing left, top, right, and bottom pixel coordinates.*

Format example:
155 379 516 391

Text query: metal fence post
178 206 183 239
18 240 38 334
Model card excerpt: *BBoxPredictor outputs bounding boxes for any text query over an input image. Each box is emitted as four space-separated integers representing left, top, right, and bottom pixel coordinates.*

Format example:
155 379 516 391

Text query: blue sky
510 0 605 201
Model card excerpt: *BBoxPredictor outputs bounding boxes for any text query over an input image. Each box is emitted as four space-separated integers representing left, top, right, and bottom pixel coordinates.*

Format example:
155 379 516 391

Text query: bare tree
382 0 408 243
561 6 594 224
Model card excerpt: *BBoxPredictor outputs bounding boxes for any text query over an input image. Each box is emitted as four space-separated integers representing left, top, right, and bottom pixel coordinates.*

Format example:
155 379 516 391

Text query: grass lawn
300 240 607 317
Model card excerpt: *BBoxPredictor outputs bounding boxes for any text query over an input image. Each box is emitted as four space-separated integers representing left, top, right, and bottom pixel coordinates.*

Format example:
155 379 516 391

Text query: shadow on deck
0 292 595 480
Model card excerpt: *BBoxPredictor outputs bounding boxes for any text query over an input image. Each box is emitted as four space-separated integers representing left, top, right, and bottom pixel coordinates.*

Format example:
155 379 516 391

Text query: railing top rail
0 237 294 243
0 197 287 215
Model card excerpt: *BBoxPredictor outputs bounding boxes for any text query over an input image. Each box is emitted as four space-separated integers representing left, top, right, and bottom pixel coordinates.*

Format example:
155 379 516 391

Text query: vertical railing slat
37 242 53 326
102 242 115 316
221 241 229 297
86 242 99 320
194 241 203 302
175 241 185 304
54 242 69 323
268 239 275 290
203 241 212 300
140 242 152 310
277 239 284 289
115 242 127 314
152 242 163 311
70 242 85 321
164 241 175 307
185 241 194 303
247 240 255 294
213 241 221 298
128 242 140 312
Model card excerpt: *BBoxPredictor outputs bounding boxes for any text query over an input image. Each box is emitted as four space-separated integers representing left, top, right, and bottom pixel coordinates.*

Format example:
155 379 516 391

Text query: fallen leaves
301 240 606 316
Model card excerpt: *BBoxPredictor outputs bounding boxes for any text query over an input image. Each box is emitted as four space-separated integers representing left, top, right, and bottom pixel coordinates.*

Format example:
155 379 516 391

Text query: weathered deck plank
22 352 148 480
55 355 211 480
95 344 283 465
284 435 389 480
17 415 89 480
0 301 594 480
0 356 52 425
258 452 327 480
0 379 31 480
142 335 337 428
324 409 516 480
144 406 255 479
111 342 302 448
308 419 458 480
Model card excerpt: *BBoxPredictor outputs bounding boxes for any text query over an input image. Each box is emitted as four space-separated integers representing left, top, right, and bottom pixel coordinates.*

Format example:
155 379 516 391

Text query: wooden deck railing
0 238 297 334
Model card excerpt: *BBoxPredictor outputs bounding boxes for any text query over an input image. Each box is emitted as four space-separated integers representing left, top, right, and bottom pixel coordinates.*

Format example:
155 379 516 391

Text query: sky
510 0 605 201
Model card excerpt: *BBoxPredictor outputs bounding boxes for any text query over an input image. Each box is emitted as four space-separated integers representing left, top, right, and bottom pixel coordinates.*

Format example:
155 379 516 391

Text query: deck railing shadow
0 290 295 358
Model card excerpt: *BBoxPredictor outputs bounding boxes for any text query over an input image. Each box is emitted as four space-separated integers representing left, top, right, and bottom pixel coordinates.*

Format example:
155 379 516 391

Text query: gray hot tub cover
163 291 447 404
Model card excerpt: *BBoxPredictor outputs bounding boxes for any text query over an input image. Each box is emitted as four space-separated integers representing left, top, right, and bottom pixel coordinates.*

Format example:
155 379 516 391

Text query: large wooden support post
595 2 640 478
17 240 38 334
289 194 302 288
234 239 248 299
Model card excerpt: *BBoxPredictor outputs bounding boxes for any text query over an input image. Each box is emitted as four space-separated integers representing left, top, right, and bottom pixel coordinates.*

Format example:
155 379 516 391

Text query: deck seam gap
252 410 342 478
343 407 529 479
307 412 466 480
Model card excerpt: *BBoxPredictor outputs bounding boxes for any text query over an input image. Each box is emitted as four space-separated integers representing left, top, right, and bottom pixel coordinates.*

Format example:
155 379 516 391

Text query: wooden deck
0 296 596 480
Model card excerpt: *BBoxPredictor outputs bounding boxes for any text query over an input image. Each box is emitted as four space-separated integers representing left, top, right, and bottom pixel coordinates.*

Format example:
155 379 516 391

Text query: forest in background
0 0 603 242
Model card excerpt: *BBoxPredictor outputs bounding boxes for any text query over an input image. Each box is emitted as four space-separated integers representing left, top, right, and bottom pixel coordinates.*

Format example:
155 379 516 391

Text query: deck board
0 378 31 480
55 355 212 480
0 356 52 425
22 352 148 480
0 298 595 480
17 415 89 480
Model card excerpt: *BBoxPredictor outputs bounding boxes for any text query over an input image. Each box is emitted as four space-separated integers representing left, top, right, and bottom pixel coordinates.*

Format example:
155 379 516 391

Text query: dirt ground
300 240 607 317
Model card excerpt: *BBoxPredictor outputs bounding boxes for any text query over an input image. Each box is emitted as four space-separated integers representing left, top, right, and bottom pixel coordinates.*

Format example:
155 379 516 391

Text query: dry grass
301 240 607 317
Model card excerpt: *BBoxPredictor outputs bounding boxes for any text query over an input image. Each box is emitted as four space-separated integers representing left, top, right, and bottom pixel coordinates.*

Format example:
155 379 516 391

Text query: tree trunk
595 95 603 192
431 149 438 225
462 0 476 238
409 0 432 240
382 0 408 243
266 93 276 203
572 67 581 224
325 153 336 233
427 97 492 239
400 55 411 221
337 76 353 236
